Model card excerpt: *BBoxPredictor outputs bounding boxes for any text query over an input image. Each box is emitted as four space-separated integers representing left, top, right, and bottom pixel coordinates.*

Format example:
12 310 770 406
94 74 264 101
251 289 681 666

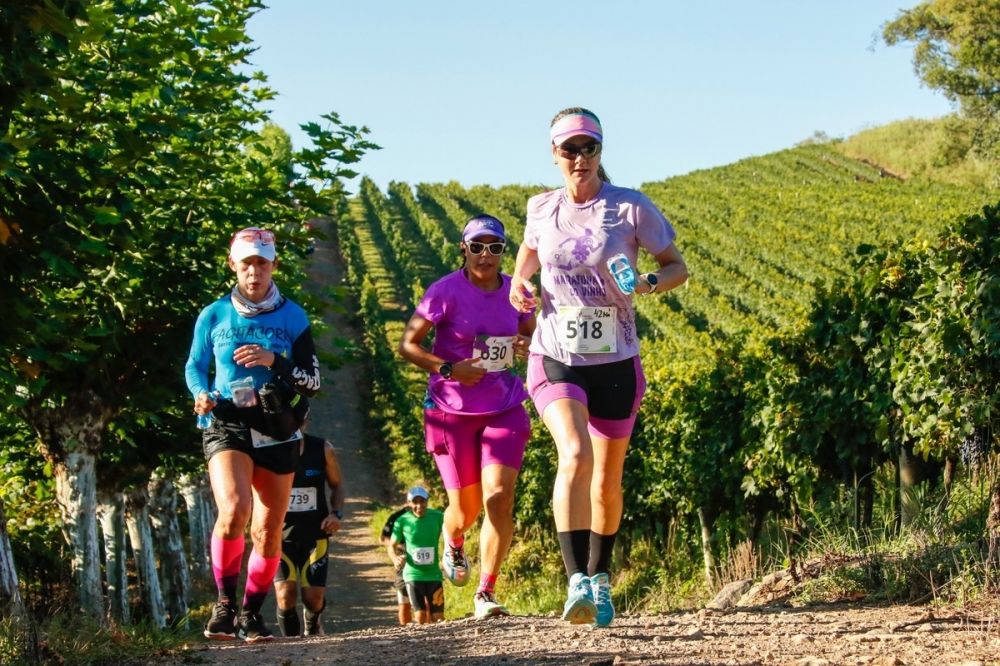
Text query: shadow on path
292 219 398 632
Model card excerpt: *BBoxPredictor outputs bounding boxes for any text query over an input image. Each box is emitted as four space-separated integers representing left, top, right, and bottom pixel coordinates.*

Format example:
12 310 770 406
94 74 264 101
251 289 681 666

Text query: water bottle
607 253 636 294
196 391 221 429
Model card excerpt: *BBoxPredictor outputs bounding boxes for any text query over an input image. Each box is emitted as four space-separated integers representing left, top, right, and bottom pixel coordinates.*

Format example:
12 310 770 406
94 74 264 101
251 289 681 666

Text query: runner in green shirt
387 487 445 623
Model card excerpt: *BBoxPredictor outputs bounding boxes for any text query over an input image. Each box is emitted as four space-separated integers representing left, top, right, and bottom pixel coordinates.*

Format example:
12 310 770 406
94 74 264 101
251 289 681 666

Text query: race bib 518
556 306 616 354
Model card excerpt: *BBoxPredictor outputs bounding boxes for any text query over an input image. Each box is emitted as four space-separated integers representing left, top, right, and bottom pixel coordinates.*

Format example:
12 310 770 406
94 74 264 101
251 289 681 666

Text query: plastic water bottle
196 391 221 429
607 253 636 294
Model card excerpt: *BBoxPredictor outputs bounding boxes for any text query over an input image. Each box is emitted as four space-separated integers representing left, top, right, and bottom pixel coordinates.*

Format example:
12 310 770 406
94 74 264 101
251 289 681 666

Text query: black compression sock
276 608 300 636
587 531 618 576
557 529 591 579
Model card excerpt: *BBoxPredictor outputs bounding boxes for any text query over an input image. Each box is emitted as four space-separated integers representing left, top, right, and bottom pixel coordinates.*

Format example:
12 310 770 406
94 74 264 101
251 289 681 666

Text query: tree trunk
97 494 130 625
202 483 217 556
0 498 25 619
941 457 956 512
899 443 925 528
52 450 104 618
177 473 211 579
26 396 112 620
125 489 167 628
0 497 37 664
697 506 716 590
148 472 191 626
987 461 1000 562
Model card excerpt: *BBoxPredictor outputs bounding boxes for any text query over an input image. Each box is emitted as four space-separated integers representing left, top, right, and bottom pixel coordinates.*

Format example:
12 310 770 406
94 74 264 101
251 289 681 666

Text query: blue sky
246 1 952 191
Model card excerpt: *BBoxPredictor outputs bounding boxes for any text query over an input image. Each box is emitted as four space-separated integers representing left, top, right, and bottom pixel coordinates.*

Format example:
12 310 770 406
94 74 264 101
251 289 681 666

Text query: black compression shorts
274 537 329 587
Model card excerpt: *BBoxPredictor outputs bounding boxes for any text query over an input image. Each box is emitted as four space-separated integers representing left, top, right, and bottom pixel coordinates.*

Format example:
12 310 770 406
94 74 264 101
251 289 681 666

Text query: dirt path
297 221 399 633
172 603 996 664
164 224 998 665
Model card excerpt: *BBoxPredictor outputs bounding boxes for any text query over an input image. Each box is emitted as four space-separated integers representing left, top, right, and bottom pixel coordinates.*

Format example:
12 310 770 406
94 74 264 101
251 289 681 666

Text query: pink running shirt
523 183 676 366
415 270 533 415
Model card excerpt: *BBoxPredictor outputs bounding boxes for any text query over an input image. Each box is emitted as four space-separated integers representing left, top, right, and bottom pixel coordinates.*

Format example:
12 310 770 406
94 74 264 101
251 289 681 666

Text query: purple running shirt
415 270 533 415
523 183 676 366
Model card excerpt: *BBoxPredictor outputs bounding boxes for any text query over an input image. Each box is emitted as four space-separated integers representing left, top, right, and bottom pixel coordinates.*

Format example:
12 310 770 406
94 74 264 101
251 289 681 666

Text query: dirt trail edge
161 225 997 665
301 220 398 632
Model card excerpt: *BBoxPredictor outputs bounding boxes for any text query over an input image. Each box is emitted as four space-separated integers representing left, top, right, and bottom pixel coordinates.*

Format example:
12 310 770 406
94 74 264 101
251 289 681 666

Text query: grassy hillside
836 115 999 192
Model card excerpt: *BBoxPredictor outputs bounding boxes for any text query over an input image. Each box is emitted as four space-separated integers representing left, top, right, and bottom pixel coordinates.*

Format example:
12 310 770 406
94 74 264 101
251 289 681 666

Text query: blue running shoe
591 572 615 627
561 572 596 625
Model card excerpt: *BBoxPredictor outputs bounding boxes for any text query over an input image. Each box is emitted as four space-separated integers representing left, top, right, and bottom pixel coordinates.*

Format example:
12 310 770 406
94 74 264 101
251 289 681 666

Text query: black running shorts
541 356 638 420
202 418 300 475
405 580 444 614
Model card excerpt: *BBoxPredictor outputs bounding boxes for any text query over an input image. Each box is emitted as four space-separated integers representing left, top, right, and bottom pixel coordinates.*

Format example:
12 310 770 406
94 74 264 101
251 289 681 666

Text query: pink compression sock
478 573 498 595
242 550 280 613
211 535 245 603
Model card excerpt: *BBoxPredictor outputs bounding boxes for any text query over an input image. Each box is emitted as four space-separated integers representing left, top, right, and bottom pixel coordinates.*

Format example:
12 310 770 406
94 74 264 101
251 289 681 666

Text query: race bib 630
473 335 515 372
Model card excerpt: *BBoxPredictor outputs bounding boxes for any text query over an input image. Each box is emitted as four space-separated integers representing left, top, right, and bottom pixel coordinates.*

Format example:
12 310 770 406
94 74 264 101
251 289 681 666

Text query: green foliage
245 121 295 191
890 204 1000 461
883 0 1000 114
1 610 205 665
883 0 1000 158
795 563 872 605
0 0 375 470
614 538 706 612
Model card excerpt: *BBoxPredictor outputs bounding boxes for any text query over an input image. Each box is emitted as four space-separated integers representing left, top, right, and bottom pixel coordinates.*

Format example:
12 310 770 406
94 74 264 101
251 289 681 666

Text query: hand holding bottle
195 390 220 429
607 253 637 295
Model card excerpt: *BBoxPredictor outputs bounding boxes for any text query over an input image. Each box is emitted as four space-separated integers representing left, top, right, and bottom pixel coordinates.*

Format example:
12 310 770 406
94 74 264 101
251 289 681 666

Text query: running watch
438 362 453 379
641 273 659 293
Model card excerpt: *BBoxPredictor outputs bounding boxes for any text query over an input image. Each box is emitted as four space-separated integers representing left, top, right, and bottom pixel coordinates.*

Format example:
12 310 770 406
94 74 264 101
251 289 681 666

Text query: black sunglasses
467 241 506 256
556 141 602 159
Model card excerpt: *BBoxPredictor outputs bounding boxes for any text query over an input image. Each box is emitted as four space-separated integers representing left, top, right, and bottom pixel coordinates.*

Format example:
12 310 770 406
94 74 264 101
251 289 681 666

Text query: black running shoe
304 614 324 636
238 610 275 642
204 601 237 640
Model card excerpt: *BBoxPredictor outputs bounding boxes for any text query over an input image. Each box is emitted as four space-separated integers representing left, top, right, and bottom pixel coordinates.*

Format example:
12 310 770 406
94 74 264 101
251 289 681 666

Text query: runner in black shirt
380 502 412 625
273 427 344 636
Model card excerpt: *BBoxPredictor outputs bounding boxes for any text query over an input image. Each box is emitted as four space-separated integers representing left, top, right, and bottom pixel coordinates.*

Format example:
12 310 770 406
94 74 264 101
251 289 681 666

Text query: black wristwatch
642 272 659 293
438 362 453 379
333 509 343 520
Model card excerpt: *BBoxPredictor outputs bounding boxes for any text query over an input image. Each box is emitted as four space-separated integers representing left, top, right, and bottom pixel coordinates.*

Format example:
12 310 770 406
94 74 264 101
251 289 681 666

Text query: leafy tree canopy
883 0 1000 152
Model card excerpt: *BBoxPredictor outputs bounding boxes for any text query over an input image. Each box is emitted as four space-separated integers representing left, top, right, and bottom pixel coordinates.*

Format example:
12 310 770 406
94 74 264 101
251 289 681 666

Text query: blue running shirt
185 295 320 400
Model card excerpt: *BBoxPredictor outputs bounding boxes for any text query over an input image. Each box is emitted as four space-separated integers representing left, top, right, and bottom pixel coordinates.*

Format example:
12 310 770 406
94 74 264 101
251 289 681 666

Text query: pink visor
550 113 603 146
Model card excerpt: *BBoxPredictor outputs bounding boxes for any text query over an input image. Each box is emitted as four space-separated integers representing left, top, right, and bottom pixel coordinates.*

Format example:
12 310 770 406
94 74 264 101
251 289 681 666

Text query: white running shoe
474 590 509 618
442 541 469 586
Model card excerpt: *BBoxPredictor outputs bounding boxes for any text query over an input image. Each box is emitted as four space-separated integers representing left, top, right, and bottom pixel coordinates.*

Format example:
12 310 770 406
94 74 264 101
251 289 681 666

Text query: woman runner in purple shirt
399 214 536 618
510 107 688 627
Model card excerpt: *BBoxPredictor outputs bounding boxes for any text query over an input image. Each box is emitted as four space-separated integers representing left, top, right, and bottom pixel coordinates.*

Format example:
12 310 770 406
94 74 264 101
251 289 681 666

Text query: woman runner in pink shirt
510 107 688 627
399 215 536 618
